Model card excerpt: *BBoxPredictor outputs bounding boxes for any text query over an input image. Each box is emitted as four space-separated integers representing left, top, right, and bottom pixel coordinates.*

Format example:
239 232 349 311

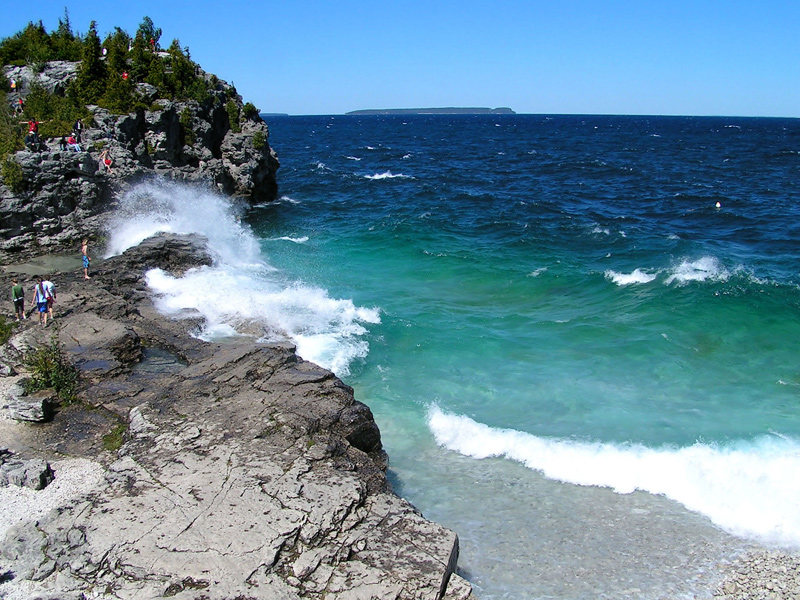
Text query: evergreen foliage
180 107 196 146
252 130 265 150
1 157 24 193
226 100 241 133
1 14 221 115
74 21 106 104
0 14 238 168
23 334 79 403
0 315 13 346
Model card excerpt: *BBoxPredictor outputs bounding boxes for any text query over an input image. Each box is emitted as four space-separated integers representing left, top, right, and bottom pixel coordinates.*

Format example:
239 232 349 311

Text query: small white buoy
715 201 721 209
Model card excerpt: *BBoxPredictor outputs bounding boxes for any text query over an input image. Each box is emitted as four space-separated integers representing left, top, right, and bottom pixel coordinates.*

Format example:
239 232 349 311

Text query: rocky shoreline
2 61 279 263
0 233 472 600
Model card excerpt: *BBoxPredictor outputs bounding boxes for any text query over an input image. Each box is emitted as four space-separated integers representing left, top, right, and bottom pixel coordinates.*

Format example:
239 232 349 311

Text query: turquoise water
107 114 800 598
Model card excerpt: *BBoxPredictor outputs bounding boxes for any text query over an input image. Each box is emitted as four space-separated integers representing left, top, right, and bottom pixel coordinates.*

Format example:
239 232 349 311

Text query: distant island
346 107 516 115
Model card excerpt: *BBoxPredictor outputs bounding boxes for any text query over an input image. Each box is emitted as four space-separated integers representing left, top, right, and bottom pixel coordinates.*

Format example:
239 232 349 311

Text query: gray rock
0 234 473 599
6 388 56 422
1 61 279 263
0 458 54 489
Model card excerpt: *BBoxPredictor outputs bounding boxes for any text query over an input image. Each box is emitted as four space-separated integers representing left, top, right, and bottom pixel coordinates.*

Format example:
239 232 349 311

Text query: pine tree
75 21 106 104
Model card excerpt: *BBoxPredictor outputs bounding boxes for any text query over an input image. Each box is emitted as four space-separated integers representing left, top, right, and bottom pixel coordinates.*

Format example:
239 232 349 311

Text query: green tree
75 21 106 104
136 16 162 51
101 28 135 112
129 31 152 82
50 8 82 61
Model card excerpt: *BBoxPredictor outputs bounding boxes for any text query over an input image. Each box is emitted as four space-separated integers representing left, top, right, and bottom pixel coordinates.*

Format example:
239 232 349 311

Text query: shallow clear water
107 114 800 598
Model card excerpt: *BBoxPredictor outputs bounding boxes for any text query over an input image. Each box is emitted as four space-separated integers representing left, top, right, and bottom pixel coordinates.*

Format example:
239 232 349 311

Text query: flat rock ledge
0 233 474 600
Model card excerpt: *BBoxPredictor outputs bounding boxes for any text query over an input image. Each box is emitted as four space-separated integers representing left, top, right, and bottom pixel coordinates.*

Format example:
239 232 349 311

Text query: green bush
23 334 79 403
20 83 88 137
252 130 265 150
226 100 240 133
1 157 24 193
242 102 259 119
180 107 196 146
0 316 13 346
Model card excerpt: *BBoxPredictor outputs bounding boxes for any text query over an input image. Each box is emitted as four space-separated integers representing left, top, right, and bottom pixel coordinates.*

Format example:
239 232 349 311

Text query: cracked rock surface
0 233 472 600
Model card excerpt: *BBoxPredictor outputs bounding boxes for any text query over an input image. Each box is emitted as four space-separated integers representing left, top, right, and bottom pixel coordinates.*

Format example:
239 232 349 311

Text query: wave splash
605 257 735 287
104 179 380 376
428 406 800 548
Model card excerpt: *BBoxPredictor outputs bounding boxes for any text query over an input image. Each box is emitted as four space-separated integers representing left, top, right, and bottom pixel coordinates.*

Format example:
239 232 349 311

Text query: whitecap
364 171 412 180
605 269 657 286
428 407 800 548
272 236 309 244
664 257 729 285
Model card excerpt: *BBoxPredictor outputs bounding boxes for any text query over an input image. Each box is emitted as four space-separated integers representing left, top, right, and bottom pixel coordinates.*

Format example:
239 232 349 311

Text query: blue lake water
107 114 800 599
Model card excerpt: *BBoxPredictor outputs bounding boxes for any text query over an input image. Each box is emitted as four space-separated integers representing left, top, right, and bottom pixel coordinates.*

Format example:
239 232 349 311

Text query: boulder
0 457 54 490
6 388 56 422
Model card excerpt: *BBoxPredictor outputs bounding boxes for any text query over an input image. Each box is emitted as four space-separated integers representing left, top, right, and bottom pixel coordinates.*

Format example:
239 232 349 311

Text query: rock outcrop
0 234 473 600
1 61 279 262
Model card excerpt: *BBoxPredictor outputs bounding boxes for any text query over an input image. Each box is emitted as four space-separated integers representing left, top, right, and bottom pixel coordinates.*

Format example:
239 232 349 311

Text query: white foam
104 180 262 267
104 179 379 377
665 257 729 285
605 268 657 285
364 171 412 180
273 236 309 244
428 407 800 548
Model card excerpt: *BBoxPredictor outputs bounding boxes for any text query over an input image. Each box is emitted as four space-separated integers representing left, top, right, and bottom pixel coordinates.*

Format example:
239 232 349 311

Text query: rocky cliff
1 61 279 262
0 233 473 600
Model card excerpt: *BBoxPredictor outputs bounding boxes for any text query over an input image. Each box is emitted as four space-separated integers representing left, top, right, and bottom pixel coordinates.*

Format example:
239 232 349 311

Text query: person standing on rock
81 239 91 280
30 277 50 327
73 119 84 144
42 276 56 322
11 278 26 322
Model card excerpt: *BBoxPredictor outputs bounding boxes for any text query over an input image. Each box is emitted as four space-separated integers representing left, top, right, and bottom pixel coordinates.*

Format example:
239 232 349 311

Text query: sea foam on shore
104 180 380 377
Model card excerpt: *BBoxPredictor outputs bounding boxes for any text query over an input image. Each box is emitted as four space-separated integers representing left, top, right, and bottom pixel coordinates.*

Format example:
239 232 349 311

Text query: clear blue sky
3 0 799 117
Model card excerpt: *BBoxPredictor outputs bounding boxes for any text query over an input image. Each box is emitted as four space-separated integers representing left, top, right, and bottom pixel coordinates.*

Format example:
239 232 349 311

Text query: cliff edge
0 233 473 600
1 60 279 262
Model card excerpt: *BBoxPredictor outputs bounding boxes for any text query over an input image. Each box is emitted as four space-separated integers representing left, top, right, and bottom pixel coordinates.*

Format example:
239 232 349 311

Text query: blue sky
3 1 799 117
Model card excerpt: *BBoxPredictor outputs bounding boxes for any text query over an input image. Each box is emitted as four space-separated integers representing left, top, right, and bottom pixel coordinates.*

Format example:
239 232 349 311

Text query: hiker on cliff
59 136 67 151
42 276 56 321
30 277 51 327
73 119 84 143
25 131 43 152
100 149 113 174
81 239 91 280
11 278 25 322
67 134 81 152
